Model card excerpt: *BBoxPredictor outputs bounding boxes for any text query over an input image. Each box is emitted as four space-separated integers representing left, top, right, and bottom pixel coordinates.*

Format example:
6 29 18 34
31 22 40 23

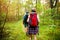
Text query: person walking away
27 8 40 40
23 11 29 33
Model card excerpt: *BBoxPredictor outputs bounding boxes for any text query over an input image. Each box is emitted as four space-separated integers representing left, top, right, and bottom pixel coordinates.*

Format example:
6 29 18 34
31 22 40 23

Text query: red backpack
29 13 38 27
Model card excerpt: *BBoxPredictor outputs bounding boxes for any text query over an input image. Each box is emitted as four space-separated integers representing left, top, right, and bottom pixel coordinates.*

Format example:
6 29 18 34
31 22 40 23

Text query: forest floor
4 19 60 40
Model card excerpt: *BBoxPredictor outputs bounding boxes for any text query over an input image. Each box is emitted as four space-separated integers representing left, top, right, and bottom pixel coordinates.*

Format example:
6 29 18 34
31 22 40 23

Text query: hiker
27 8 40 40
23 11 29 32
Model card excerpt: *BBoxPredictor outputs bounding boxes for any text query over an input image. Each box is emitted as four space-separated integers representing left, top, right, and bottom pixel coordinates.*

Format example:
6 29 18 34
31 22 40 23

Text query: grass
4 19 60 40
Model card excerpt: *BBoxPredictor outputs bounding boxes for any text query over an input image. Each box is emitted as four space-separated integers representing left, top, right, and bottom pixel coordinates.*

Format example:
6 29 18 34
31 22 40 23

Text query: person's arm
27 15 30 22
37 14 40 22
23 16 25 24
23 14 26 24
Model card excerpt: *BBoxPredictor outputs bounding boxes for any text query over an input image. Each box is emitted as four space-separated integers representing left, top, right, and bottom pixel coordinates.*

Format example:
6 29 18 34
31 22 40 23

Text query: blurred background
0 0 60 40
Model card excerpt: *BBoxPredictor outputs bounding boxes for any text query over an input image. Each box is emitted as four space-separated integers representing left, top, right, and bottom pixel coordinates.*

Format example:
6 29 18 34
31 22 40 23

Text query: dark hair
31 10 36 12
26 11 29 13
26 12 29 15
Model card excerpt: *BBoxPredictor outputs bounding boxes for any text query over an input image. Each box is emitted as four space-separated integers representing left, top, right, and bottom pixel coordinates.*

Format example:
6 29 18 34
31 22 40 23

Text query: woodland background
0 0 60 40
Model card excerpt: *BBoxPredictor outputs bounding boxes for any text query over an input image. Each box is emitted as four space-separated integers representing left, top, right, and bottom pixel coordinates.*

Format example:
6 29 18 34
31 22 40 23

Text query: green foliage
36 3 42 13
0 12 6 20
0 12 6 27
0 0 60 40
44 8 51 14
3 18 59 40
0 12 8 40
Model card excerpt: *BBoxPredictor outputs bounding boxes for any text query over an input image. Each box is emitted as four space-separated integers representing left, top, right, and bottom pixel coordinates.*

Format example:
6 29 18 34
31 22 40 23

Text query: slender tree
50 0 58 8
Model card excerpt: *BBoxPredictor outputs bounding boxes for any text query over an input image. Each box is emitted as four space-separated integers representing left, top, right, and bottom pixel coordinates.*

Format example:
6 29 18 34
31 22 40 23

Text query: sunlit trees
0 0 60 40
50 0 58 8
